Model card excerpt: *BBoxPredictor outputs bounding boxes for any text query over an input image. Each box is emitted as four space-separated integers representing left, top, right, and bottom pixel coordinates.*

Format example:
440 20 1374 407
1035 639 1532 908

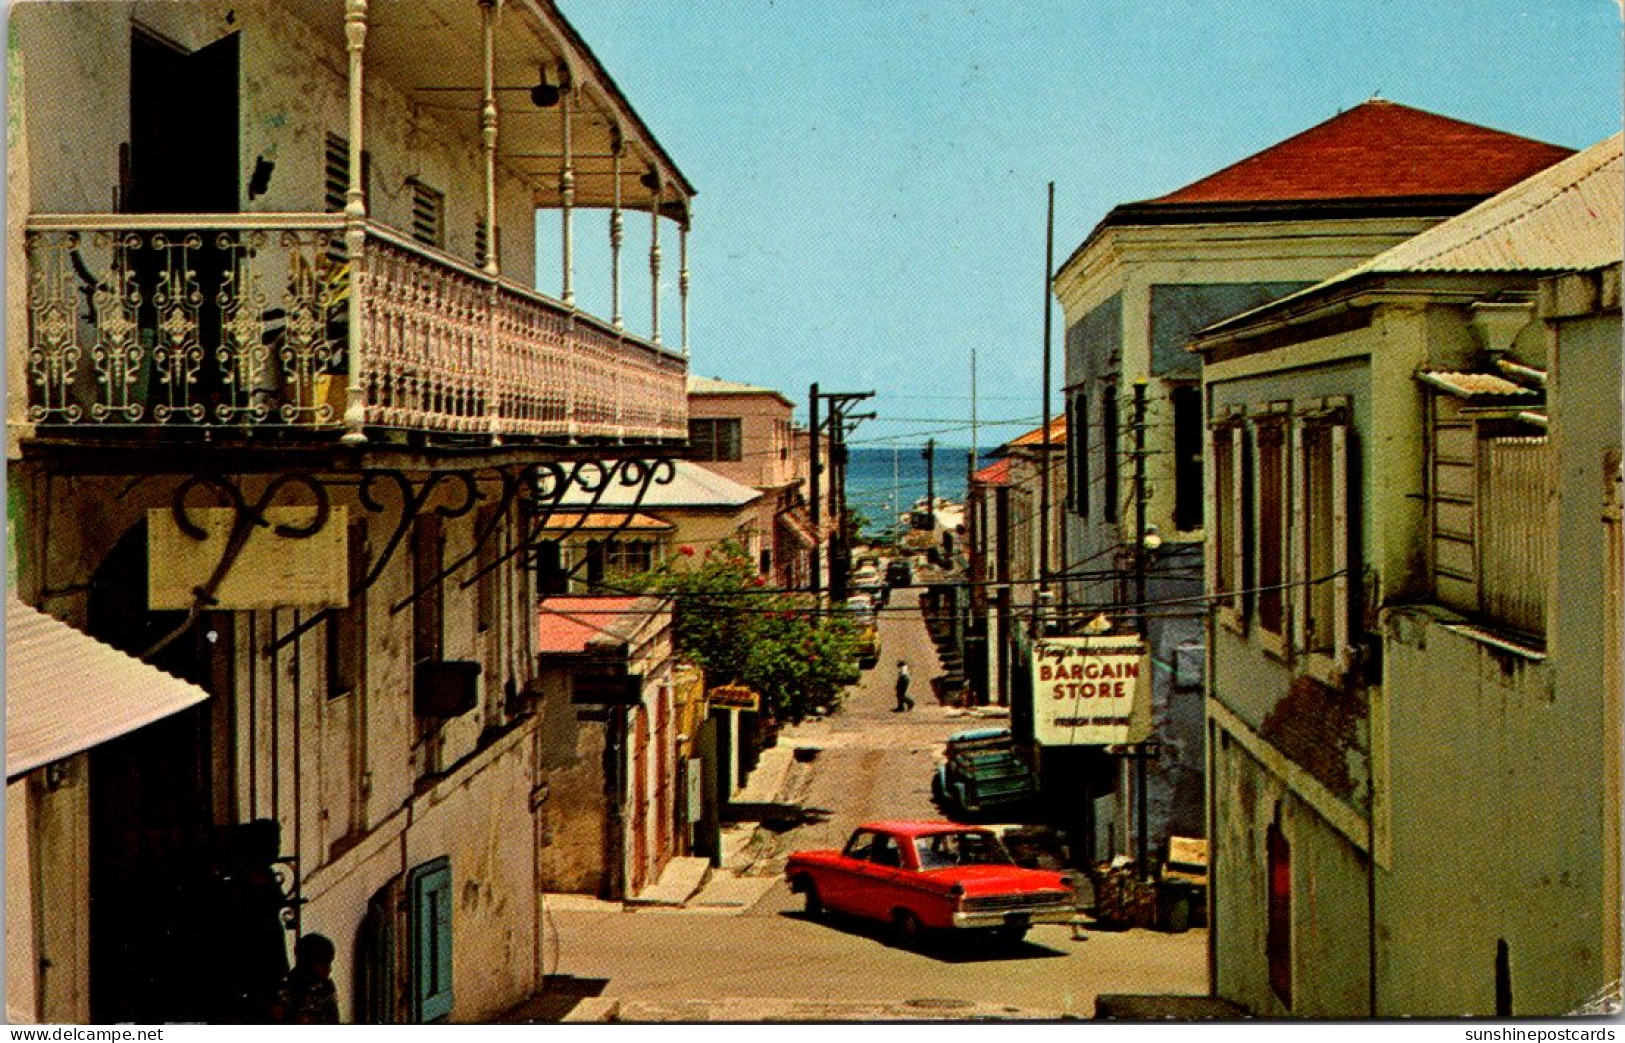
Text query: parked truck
931 727 1037 814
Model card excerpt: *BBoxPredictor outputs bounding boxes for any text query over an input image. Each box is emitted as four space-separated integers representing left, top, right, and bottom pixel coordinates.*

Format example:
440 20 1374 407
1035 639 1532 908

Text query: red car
784 820 1077 945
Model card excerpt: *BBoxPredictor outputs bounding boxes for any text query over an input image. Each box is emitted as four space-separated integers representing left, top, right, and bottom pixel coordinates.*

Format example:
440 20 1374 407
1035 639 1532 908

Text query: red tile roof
1151 100 1573 205
973 458 1012 486
1004 416 1066 448
537 596 652 653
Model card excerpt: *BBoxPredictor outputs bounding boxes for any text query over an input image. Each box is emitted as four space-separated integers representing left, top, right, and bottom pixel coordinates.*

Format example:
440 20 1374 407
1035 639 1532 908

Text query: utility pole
809 382 821 594
923 437 936 522
1132 379 1148 639
1131 377 1152 880
818 390 874 602
1039 181 1055 609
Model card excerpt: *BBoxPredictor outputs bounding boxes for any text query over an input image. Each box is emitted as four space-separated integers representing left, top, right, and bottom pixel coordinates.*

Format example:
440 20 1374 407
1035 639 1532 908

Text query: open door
128 29 239 214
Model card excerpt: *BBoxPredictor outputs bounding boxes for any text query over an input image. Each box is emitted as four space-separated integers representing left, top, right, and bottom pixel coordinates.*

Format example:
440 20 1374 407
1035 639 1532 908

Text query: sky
545 1 1623 449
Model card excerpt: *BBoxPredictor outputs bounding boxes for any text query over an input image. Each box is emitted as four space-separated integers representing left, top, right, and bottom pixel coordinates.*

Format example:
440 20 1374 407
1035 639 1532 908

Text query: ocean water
843 445 993 535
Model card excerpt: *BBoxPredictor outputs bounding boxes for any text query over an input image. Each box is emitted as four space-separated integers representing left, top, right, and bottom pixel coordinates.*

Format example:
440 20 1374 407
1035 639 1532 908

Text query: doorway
85 520 247 1023
128 28 239 215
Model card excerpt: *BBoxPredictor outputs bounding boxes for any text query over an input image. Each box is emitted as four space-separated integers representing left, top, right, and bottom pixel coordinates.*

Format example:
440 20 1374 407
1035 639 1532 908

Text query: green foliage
624 541 861 721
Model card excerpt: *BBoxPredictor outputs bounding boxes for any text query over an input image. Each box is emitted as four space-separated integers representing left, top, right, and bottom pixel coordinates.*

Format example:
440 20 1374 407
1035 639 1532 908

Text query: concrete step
625 855 712 907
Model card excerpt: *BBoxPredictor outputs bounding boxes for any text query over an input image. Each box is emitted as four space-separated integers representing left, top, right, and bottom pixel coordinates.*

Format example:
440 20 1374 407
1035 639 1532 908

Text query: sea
844 445 995 536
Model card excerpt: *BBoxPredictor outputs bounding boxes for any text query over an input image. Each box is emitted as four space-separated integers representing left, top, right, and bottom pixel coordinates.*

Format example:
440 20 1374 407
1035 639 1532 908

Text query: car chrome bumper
950 907 1075 929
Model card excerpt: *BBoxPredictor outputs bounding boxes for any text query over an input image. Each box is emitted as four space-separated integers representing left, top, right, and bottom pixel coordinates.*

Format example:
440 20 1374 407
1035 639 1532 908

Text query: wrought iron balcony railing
23 214 687 444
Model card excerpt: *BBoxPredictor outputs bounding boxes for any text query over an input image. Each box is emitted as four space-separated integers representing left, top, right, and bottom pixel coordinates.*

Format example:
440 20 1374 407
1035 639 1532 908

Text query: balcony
22 214 688 446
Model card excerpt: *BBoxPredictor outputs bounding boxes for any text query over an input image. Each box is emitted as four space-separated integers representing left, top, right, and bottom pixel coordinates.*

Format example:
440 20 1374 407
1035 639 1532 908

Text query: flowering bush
623 541 860 721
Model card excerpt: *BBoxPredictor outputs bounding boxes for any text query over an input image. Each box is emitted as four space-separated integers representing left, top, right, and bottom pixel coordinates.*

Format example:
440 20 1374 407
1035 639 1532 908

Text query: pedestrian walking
893 660 914 712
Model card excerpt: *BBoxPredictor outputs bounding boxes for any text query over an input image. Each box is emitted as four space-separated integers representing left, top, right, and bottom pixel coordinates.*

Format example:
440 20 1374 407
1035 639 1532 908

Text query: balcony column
648 173 662 346
559 67 575 308
341 0 370 446
678 214 690 359
480 0 502 444
609 128 624 330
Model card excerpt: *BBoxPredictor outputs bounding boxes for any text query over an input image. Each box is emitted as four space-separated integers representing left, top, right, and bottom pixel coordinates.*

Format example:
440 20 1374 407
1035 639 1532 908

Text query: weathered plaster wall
533 672 612 896
14 468 543 1021
1211 729 1372 1017
1381 614 1599 1015
7 779 39 1023
299 721 542 1023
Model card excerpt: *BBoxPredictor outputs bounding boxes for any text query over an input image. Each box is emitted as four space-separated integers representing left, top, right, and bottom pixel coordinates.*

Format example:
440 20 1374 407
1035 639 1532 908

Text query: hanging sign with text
1031 635 1152 746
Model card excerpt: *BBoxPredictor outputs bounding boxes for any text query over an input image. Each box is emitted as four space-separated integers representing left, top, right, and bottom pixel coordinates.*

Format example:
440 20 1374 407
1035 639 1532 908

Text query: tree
626 542 861 721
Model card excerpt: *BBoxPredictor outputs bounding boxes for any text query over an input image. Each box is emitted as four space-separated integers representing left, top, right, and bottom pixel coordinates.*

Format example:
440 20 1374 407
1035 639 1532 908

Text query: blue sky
547 1 1622 448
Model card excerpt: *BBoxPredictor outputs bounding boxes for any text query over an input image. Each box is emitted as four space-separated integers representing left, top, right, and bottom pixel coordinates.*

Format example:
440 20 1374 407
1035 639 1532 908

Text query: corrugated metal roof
558 461 762 510
1349 133 1623 275
1417 370 1540 398
686 375 791 405
539 512 673 532
5 596 211 779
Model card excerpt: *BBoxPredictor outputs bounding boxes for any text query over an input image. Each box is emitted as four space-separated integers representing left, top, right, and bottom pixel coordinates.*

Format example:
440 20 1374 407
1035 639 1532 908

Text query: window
689 418 742 462
475 506 498 634
1213 425 1238 609
1426 391 1550 638
413 513 444 663
1073 390 1090 518
1297 420 1348 657
1479 435 1550 636
474 219 500 270
1266 816 1292 1008
324 133 370 213
534 540 567 597
327 519 367 698
1255 419 1287 638
1102 383 1119 524
1172 385 1203 532
604 538 656 576
843 830 877 860
409 180 445 249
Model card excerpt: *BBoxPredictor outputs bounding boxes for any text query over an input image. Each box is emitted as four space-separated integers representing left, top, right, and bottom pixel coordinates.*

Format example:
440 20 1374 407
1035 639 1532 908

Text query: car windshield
913 831 1014 870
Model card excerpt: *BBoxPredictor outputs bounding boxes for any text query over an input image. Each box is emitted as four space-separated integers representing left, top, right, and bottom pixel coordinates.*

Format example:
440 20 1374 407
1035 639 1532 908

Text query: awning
776 509 816 548
5 596 211 779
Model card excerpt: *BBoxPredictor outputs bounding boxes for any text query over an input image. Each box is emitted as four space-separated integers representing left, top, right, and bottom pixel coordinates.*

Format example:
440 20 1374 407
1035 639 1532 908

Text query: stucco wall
11 465 545 1022
1211 729 1372 1017
688 392 797 491
13 0 537 285
299 723 541 1023
533 673 613 895
1381 612 1600 1015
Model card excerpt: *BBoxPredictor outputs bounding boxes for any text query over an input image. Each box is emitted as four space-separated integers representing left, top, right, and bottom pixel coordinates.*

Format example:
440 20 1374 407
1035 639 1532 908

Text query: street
530 588 1207 1022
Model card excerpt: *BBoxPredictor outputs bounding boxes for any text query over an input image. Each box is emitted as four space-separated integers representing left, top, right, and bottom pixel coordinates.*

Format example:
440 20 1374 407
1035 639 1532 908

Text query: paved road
536 588 1207 1021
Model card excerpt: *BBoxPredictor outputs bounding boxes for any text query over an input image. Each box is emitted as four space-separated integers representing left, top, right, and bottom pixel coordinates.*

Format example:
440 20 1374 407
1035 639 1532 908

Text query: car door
822 829 877 915
853 832 911 921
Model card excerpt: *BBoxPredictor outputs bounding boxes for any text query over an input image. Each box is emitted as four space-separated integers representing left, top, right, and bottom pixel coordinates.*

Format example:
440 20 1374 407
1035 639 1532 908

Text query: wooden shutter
408 857 454 1023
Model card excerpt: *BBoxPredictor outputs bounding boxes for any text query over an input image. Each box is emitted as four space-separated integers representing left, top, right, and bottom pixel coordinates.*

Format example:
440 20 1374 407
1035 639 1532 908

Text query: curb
562 997 622 1023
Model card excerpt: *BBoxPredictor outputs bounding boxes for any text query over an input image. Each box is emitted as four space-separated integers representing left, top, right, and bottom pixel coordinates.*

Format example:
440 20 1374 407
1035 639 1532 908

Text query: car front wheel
800 880 824 918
